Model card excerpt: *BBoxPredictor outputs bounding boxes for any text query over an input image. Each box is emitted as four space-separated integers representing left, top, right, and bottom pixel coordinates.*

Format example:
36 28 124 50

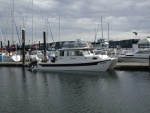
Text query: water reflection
1 67 150 113
22 69 120 112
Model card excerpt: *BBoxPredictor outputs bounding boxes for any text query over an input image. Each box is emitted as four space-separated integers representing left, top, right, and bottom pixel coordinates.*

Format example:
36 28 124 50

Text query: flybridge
61 39 93 49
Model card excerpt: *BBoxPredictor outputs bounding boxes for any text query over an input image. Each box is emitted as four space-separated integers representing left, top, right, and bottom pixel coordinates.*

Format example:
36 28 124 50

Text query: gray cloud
0 0 150 45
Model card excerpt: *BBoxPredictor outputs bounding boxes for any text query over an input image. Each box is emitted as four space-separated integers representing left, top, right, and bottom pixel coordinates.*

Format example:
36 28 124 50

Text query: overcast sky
0 0 150 45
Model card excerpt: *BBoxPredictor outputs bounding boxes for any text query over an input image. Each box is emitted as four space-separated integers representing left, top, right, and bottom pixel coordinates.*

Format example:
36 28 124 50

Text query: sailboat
0 43 20 62
9 0 21 62
0 9 21 62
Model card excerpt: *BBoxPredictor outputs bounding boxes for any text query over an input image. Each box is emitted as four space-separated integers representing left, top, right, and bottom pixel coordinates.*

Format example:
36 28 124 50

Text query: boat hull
29 60 111 72
108 58 118 69
95 54 118 69
3 55 20 62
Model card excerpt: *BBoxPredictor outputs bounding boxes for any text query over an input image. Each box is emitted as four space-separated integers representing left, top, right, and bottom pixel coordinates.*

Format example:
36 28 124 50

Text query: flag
133 32 138 36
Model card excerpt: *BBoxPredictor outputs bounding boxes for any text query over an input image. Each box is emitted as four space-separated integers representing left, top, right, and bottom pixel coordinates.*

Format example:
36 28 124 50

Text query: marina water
0 67 150 113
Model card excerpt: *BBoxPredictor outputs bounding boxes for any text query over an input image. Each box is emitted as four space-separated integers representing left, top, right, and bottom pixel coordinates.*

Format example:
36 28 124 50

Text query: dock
115 62 150 70
0 62 29 67
0 62 150 70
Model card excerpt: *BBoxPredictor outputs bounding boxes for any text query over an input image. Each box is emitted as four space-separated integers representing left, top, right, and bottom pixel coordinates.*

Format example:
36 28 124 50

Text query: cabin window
67 51 75 56
82 50 90 55
78 50 83 56
90 50 94 54
60 51 64 56
67 50 83 56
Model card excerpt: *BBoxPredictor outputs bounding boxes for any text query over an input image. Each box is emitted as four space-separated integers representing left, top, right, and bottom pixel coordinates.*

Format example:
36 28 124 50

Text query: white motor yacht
118 48 150 63
27 39 112 72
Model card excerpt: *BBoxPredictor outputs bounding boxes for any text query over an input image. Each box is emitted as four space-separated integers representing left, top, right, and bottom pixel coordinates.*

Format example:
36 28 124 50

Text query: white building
137 37 150 48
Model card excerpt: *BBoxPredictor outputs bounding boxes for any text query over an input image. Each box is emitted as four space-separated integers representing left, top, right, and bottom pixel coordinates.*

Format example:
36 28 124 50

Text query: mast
23 17 25 28
45 18 48 47
59 16 60 48
0 27 4 44
0 20 4 44
108 22 109 48
101 16 103 49
47 19 54 43
94 28 96 47
47 18 48 46
12 0 14 44
45 18 46 46
32 0 33 44
45 18 46 31
94 18 101 48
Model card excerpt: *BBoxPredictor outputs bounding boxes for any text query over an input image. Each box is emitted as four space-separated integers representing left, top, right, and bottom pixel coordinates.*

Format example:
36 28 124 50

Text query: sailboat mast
47 19 48 46
12 0 14 44
45 18 48 47
45 18 46 30
0 27 4 44
59 16 60 48
101 16 103 48
59 16 60 42
45 18 46 46
32 0 33 44
108 22 109 48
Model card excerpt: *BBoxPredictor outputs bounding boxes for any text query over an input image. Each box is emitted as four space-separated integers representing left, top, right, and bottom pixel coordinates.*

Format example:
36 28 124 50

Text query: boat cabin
55 48 98 63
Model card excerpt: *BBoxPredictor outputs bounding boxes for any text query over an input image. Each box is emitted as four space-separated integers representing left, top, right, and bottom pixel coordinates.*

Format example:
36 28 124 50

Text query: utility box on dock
0 55 3 62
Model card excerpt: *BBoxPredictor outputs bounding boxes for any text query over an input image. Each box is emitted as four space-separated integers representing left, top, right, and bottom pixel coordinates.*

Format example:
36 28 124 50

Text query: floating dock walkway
115 62 150 70
0 62 28 67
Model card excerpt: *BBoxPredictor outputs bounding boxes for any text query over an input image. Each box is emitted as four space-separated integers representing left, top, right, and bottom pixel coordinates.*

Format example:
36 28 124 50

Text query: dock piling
149 56 150 68
39 41 40 49
22 29 25 66
43 31 46 57
1 41 2 48
8 40 10 56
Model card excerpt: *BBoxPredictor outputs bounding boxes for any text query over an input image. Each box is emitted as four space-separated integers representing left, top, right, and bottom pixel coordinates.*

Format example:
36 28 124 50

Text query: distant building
97 39 105 43
109 39 139 48
91 39 109 49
